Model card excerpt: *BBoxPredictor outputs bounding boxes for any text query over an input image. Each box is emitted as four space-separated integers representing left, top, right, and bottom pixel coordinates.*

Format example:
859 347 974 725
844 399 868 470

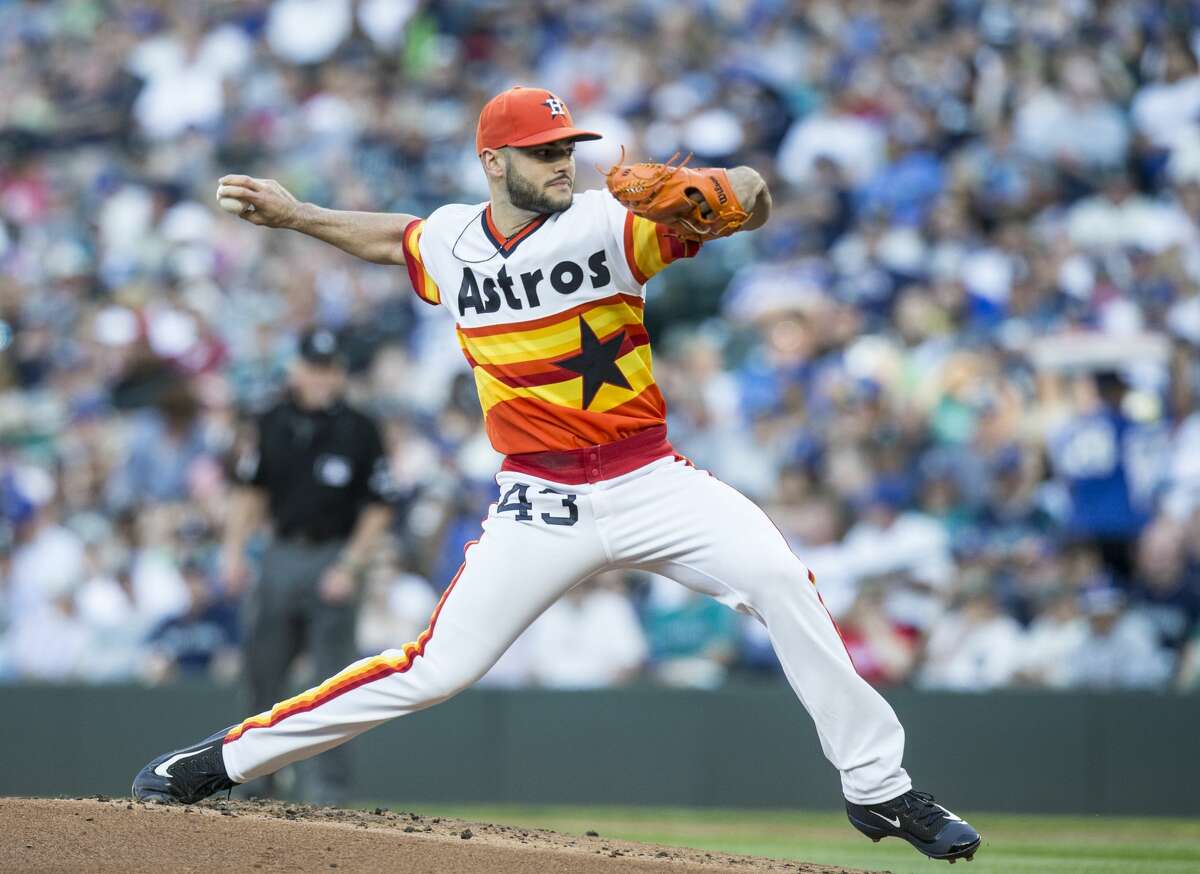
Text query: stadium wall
4 684 1192 815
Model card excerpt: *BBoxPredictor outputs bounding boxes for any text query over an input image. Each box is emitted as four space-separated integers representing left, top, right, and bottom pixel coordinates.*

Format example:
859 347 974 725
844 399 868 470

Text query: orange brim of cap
505 126 603 148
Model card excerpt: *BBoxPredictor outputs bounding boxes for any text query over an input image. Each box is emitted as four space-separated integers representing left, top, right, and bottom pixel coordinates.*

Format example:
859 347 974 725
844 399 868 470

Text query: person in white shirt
1015 588 1089 689
526 571 647 689
1067 587 1174 689
917 578 1023 692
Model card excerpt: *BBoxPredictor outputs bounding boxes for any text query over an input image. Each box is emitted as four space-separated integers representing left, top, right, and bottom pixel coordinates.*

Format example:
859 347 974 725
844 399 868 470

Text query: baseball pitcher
133 86 980 863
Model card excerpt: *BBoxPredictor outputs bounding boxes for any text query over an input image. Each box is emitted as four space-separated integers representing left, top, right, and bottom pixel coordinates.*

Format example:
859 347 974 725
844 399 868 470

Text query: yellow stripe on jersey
623 212 702 285
473 344 656 415
629 214 667 282
459 301 645 366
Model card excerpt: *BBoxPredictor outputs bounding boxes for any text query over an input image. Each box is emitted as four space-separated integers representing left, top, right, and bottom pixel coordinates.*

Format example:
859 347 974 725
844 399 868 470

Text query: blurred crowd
2 0 1200 694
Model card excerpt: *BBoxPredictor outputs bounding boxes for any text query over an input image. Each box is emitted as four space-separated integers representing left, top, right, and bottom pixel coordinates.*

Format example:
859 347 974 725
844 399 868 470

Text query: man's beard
505 164 572 214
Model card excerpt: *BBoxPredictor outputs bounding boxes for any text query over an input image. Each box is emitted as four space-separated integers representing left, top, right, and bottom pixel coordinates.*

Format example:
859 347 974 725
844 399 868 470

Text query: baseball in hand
218 196 253 215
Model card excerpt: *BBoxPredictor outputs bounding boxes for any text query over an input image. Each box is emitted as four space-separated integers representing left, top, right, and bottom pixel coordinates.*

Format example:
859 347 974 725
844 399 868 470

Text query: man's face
502 141 576 213
291 359 345 409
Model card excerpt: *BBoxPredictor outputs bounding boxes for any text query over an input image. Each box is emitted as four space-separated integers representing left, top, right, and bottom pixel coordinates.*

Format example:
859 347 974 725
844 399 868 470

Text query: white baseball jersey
400 189 699 455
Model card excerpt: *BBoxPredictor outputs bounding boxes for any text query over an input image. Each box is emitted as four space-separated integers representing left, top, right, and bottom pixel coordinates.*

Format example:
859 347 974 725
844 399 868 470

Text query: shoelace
901 791 950 829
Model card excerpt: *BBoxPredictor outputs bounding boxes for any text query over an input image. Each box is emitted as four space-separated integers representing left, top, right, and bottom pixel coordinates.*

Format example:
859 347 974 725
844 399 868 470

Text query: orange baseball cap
476 86 602 153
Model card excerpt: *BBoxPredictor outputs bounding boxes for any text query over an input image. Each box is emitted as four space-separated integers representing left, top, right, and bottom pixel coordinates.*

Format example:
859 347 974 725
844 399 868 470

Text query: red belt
500 425 675 484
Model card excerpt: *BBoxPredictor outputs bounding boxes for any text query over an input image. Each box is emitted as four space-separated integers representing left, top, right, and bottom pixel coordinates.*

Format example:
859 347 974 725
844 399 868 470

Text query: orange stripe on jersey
471 352 645 411
481 390 668 455
472 328 651 389
402 219 442 306
224 543 476 745
484 205 550 253
472 336 655 413
459 297 647 367
622 212 701 284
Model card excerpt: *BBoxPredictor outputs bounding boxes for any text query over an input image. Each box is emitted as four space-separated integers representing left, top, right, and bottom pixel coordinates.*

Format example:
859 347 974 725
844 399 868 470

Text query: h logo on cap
543 97 567 118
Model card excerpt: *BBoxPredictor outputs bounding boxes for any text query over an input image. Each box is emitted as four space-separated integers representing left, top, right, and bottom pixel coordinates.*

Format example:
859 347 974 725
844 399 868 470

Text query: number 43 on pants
497 482 579 526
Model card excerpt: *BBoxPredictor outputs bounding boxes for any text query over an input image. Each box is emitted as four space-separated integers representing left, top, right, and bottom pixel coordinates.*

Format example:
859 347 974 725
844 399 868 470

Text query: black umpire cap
298 327 345 366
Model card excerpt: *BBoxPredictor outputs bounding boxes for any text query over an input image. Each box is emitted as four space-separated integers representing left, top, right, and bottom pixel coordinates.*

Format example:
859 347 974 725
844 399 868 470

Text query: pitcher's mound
0 796 873 873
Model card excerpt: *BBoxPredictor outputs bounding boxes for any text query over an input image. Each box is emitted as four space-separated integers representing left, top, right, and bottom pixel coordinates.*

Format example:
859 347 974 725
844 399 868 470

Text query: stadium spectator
837 582 920 687
1066 587 1175 690
1047 371 1169 586
840 480 954 632
1016 587 1090 689
1128 516 1200 653
354 549 439 660
5 465 86 625
525 573 648 690
917 575 1024 692
641 575 739 689
142 557 239 683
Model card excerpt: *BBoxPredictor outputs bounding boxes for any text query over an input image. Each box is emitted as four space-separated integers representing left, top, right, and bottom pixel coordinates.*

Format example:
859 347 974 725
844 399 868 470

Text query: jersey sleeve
597 190 701 285
401 218 442 306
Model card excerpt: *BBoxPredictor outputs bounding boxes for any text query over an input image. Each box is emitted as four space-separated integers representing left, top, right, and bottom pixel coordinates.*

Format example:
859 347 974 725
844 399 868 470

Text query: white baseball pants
221 456 912 805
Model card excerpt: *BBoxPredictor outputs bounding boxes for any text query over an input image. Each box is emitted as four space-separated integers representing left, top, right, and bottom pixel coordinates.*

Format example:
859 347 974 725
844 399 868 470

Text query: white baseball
218 196 253 215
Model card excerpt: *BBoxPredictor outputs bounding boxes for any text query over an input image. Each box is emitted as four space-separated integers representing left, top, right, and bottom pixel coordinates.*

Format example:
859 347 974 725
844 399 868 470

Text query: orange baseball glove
601 149 749 242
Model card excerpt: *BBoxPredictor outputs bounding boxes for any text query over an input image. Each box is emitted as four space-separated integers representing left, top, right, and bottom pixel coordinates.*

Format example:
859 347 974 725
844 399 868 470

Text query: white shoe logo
153 748 207 779
872 811 901 828
934 803 963 823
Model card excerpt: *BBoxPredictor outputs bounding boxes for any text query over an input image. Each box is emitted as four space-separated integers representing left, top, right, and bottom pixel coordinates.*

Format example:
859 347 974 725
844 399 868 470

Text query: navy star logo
555 317 632 410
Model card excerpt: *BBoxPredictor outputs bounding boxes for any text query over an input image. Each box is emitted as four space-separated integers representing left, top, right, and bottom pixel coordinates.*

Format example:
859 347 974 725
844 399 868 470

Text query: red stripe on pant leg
812 579 858 672
698 472 859 672
225 544 477 744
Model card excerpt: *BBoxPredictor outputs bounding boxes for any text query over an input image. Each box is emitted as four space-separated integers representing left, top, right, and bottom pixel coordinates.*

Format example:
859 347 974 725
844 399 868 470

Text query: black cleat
846 790 981 862
132 726 239 804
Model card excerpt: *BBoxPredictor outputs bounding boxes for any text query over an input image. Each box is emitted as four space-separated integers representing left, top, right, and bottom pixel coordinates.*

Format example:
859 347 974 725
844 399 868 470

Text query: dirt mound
0 796 874 873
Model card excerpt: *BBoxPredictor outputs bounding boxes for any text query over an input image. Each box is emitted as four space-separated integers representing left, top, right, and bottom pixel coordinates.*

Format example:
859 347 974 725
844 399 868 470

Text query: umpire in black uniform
222 327 393 804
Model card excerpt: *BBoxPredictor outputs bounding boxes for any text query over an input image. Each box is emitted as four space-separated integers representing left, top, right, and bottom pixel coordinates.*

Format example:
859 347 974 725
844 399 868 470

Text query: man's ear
480 148 507 181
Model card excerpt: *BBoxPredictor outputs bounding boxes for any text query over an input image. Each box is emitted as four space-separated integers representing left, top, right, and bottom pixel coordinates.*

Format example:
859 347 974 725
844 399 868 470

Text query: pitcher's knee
742 552 816 608
416 653 490 702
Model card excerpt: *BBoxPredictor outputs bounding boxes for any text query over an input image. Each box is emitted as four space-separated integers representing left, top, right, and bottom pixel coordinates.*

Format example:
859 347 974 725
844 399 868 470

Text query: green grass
376 803 1194 874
